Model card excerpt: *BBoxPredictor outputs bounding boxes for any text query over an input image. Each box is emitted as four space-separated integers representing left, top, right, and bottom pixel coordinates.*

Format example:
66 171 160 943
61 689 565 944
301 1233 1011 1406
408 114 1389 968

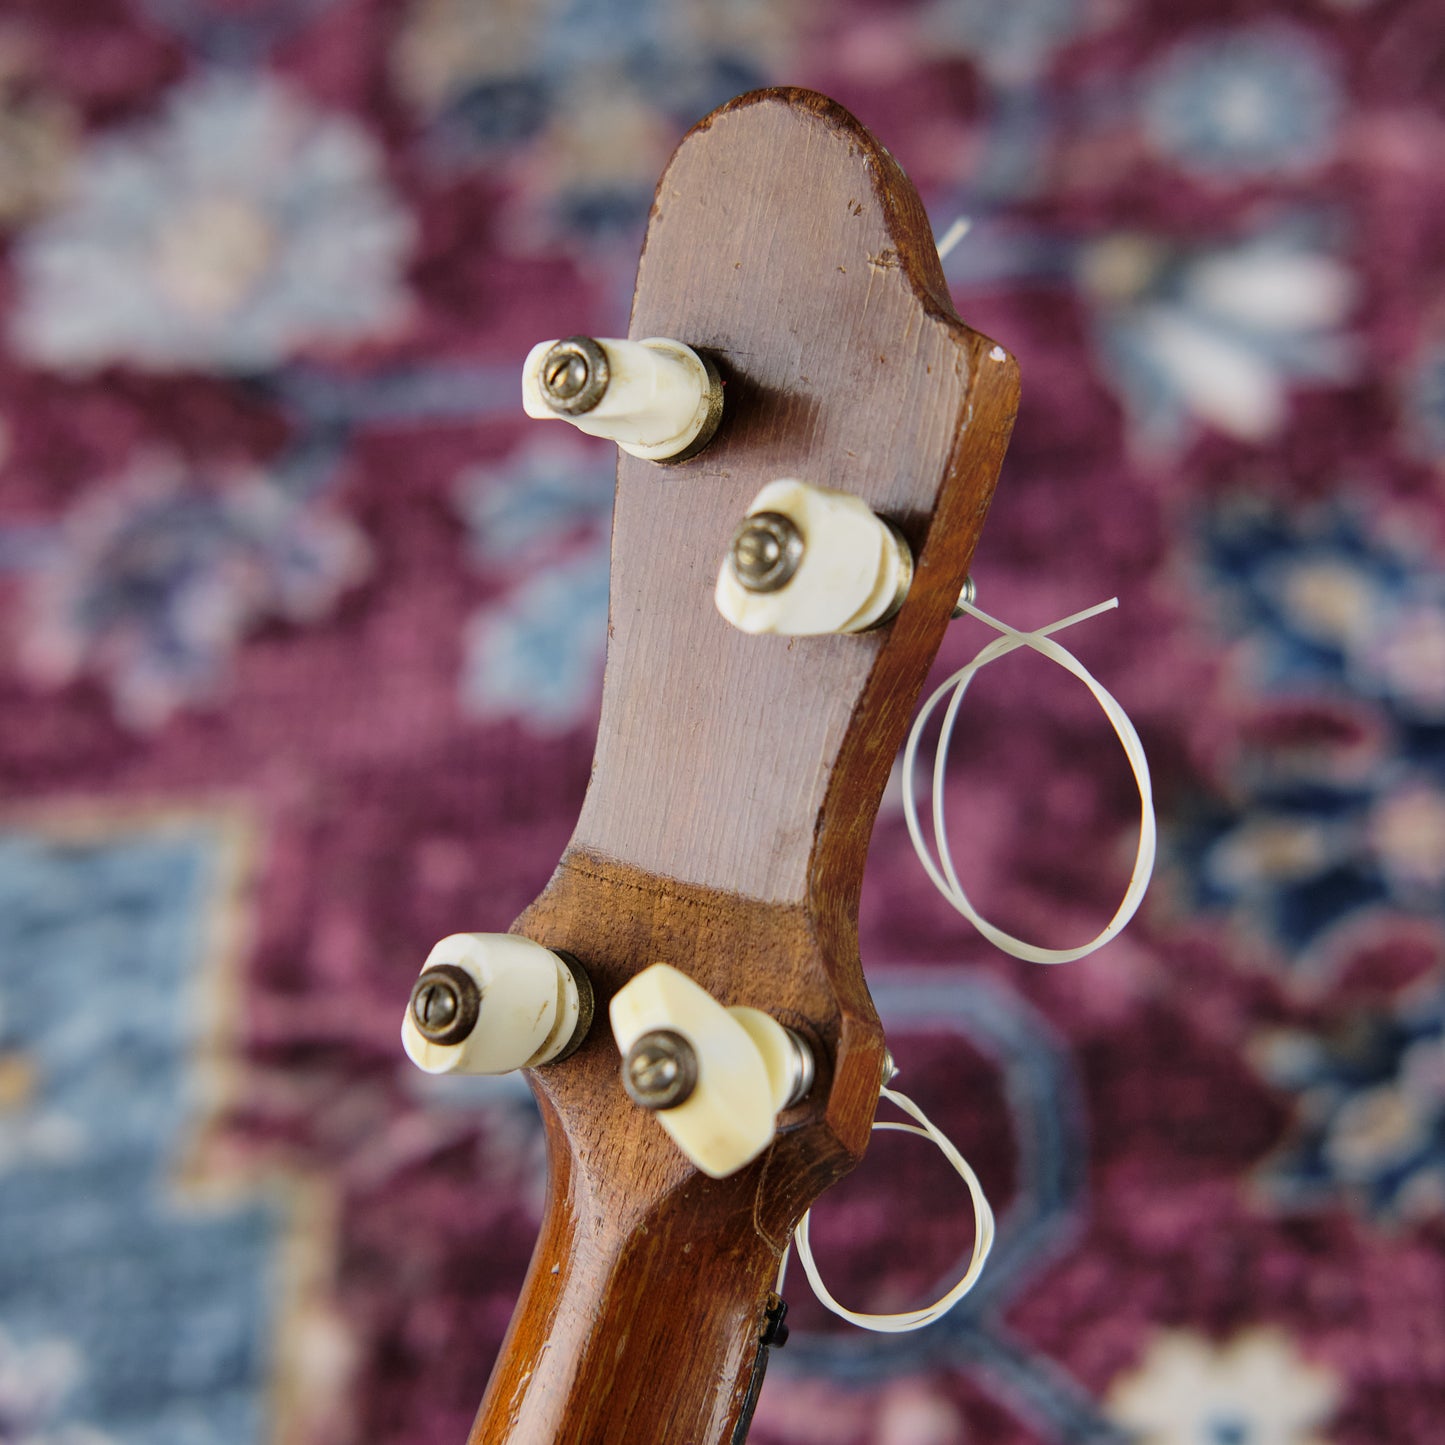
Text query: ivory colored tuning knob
402 932 593 1076
609 963 814 1180
521 334 724 462
714 478 913 636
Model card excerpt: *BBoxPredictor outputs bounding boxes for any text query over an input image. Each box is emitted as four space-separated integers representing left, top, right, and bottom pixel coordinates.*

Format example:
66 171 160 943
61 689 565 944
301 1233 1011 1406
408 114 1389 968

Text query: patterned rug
0 2 1442 1443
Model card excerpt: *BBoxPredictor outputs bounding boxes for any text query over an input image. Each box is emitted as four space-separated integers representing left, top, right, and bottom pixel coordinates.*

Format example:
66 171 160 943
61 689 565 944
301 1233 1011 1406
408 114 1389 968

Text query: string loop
790 596 1154 1333
902 597 1156 964
790 1085 995 1332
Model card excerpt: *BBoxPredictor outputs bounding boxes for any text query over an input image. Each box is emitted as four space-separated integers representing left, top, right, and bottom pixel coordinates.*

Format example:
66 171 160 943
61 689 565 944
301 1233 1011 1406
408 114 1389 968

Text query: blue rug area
0 1 1441 1441
0 825 279 1445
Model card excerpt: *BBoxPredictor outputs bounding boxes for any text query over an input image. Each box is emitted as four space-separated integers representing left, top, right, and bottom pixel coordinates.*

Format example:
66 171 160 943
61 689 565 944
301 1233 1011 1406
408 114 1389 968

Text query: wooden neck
469 90 1019 1444
472 859 876 1444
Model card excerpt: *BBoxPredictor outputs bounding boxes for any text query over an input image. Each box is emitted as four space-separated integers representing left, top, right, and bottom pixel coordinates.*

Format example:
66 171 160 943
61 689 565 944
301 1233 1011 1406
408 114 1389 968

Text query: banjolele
463 87 1019 1444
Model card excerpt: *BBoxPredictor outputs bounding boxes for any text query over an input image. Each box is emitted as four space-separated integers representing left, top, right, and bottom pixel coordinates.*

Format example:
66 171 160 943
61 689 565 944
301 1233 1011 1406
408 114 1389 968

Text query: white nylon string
791 1085 995 1332
902 597 1157 964
934 215 973 261
789 596 1154 1332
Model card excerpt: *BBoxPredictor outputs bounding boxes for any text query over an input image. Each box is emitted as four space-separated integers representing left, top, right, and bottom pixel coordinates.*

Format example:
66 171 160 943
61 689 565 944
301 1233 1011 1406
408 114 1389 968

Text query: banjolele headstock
470 88 1018 1443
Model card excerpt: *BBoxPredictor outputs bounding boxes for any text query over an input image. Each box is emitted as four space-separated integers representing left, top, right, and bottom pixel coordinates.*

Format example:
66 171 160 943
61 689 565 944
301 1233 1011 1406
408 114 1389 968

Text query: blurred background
0 0 1442 1442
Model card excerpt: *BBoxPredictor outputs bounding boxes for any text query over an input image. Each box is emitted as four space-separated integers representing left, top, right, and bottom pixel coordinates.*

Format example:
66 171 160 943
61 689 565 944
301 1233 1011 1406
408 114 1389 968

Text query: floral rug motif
0 2 1442 1443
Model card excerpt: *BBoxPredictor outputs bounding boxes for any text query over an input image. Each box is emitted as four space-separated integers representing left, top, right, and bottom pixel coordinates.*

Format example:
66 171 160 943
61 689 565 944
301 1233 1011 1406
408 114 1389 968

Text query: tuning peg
714 479 914 636
521 334 724 462
609 963 814 1179
401 933 594 1076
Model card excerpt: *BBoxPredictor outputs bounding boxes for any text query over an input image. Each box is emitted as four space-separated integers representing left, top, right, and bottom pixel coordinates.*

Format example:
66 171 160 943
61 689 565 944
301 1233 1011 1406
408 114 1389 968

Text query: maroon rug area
0 2 1442 1443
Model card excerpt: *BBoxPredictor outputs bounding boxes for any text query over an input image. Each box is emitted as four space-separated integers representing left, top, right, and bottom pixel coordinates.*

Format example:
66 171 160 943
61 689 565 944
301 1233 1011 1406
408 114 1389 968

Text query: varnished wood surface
579 90 1016 908
470 89 1019 1445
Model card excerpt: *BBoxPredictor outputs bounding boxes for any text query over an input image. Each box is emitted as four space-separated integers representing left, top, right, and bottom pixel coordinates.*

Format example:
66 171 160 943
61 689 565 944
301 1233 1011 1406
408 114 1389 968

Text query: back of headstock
443 89 1019 1444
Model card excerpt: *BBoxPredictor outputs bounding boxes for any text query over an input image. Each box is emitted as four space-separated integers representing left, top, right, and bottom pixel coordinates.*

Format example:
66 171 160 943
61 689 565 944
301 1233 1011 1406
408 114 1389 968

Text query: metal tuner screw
729 512 805 594
538 335 610 416
408 963 481 1046
778 1027 815 1109
622 1029 699 1111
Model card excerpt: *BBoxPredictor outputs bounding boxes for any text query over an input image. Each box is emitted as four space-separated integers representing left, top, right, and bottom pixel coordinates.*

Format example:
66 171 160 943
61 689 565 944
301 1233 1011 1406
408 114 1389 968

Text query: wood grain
468 88 1019 1445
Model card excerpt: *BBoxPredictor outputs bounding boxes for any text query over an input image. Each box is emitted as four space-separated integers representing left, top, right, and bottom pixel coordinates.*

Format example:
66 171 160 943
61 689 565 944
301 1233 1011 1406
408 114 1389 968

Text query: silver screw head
409 964 481 1046
538 336 610 416
729 511 804 593
623 1029 699 1111
950 575 977 619
544 351 589 399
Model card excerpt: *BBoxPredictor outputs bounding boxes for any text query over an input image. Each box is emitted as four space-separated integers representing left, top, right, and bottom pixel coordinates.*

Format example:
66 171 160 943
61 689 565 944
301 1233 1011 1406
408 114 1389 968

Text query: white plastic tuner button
714 478 914 635
522 334 724 462
402 933 594 1076
609 963 815 1180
